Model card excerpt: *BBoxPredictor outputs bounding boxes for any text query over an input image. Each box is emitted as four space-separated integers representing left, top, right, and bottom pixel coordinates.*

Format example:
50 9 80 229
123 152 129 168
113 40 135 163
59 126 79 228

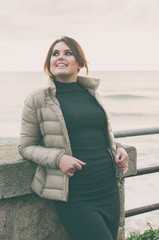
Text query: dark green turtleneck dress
53 80 120 240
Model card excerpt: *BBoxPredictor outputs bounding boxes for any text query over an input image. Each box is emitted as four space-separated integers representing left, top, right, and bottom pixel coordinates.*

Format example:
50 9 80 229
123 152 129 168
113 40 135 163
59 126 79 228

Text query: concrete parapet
0 144 137 240
0 144 36 199
123 145 137 177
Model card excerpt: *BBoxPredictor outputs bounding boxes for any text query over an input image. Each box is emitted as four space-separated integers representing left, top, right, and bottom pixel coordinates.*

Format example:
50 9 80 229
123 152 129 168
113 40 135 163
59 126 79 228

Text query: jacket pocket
45 169 65 190
31 165 47 195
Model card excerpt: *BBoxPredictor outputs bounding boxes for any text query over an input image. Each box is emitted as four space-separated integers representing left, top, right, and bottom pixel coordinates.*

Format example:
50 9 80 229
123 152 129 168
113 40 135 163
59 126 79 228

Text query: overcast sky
0 0 159 71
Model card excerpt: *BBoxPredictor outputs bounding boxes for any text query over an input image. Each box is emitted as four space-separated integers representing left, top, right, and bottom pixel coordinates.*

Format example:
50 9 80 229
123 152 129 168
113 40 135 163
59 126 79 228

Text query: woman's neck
55 74 78 83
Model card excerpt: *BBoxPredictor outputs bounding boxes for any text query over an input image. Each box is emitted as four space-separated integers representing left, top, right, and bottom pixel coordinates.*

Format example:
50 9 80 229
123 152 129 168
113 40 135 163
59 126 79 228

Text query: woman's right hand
59 154 86 177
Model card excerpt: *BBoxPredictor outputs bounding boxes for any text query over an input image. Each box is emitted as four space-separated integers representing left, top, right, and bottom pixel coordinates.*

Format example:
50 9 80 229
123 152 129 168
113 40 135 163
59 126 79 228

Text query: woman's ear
77 64 82 72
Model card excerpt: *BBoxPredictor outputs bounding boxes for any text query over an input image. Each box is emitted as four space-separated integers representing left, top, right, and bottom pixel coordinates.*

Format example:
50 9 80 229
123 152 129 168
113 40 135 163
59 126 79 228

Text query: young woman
19 36 129 240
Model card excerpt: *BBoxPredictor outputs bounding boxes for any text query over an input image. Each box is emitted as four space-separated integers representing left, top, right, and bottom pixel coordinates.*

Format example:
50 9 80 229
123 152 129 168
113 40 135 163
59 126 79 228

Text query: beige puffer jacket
18 76 123 201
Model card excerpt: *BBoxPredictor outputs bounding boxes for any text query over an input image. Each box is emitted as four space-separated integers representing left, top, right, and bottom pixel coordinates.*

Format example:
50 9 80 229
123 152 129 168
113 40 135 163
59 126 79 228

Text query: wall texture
0 144 137 240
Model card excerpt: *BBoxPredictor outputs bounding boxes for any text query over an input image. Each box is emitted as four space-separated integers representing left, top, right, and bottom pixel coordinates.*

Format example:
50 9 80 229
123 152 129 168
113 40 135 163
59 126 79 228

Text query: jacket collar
47 75 100 94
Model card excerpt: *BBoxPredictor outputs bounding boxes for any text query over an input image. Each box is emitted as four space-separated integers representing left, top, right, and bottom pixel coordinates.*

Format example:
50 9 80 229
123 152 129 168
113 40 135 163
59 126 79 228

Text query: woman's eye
52 51 59 56
66 51 72 56
52 51 72 56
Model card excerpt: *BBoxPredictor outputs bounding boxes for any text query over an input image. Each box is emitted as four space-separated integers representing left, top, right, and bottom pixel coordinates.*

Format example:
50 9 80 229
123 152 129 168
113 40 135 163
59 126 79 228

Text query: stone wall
0 144 137 240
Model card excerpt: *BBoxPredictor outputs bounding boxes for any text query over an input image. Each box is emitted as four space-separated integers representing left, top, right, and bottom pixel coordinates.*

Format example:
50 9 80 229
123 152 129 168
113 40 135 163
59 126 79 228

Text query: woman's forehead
53 41 70 51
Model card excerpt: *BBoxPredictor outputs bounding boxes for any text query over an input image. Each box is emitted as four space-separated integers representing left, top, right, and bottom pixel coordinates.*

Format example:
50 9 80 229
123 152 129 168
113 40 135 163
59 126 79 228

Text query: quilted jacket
18 76 124 201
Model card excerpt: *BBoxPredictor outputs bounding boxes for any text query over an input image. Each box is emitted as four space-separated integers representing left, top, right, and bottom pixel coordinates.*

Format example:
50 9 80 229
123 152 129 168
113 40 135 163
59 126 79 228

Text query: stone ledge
123 145 137 177
0 193 70 240
0 144 137 200
0 144 36 199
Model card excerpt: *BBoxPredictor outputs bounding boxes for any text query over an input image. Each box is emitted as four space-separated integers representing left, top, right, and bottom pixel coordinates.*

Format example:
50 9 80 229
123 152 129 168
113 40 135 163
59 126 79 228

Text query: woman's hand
115 147 129 171
59 154 86 177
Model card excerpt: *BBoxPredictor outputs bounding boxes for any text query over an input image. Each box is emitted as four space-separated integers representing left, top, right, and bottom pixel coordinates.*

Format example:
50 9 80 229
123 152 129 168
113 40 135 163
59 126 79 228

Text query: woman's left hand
115 147 129 171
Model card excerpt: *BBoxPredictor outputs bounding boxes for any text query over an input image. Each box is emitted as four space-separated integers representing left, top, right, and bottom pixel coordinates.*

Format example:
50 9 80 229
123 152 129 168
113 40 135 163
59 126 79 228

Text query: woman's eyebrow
52 49 72 52
64 49 72 52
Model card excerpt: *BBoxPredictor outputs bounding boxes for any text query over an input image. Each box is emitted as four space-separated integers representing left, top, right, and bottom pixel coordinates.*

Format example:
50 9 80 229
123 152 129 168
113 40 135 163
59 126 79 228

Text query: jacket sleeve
116 142 126 150
18 94 64 169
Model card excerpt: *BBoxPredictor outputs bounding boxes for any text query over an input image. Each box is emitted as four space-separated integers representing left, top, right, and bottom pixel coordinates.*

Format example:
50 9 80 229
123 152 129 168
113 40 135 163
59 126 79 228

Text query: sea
0 71 159 235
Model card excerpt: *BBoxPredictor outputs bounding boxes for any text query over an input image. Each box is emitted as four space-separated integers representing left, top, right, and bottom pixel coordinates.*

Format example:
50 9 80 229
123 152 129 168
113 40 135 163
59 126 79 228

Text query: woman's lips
56 63 67 67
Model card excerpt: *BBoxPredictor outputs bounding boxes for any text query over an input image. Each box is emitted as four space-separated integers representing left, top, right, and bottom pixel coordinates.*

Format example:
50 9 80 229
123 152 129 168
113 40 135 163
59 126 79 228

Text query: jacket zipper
44 88 72 156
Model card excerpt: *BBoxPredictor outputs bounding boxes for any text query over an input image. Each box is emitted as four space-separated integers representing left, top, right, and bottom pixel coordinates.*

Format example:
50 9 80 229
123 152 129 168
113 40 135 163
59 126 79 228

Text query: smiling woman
49 42 82 83
44 36 88 79
18 36 129 240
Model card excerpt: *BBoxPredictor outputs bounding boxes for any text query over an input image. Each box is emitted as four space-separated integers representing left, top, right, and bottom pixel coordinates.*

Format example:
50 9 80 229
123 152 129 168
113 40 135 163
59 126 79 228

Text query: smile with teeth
56 63 67 67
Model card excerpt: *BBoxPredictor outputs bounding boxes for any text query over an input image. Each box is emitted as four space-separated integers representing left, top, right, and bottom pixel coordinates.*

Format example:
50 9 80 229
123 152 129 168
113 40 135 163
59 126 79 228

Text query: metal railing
114 127 159 138
113 127 159 218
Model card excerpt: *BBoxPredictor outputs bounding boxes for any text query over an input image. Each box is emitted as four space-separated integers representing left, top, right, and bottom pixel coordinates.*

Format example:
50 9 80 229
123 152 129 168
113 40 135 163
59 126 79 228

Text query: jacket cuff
116 142 126 150
55 152 65 169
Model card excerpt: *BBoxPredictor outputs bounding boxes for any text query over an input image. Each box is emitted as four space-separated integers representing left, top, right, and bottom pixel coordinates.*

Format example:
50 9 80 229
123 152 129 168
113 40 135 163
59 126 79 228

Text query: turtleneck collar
47 75 100 93
53 78 82 93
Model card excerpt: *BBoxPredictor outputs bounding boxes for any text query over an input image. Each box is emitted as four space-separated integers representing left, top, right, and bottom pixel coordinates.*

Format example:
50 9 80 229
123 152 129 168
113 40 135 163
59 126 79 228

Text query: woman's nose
58 53 64 60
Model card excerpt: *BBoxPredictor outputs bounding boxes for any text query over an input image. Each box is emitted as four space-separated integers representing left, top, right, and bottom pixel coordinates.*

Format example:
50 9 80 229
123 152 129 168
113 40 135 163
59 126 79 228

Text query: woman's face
50 41 81 82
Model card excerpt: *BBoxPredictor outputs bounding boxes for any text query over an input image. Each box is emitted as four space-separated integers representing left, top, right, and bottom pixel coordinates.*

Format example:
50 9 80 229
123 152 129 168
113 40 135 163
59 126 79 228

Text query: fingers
117 161 128 171
115 147 129 171
117 156 129 171
65 170 76 177
67 159 86 177
59 155 86 177
76 159 87 166
115 152 120 164
73 159 86 170
66 164 82 177
66 171 75 177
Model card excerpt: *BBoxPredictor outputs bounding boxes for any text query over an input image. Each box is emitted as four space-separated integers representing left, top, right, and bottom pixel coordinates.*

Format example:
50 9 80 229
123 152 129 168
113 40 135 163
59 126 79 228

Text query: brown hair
44 36 88 76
